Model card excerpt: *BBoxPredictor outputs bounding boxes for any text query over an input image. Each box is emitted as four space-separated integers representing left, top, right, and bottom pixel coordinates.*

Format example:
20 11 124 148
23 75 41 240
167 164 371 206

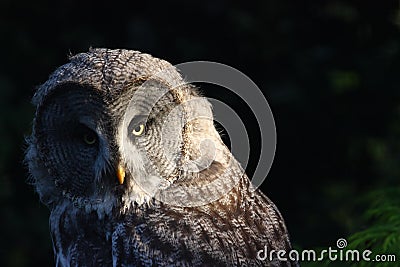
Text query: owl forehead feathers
33 48 189 108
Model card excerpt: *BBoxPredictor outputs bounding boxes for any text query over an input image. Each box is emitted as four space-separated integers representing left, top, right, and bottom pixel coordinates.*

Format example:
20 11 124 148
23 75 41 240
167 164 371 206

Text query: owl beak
116 163 125 185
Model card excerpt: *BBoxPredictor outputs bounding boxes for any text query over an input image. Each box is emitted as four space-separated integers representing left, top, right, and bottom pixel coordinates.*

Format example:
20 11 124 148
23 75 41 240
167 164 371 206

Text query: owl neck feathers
119 145 247 214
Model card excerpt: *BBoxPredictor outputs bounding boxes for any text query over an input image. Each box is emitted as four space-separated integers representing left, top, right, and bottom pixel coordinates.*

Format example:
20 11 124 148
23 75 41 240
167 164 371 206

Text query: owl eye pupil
132 124 145 136
83 133 97 145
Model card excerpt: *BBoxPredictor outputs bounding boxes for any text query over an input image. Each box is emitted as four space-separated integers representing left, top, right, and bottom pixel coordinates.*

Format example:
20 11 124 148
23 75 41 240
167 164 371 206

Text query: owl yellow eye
83 133 97 145
132 124 145 136
127 116 148 139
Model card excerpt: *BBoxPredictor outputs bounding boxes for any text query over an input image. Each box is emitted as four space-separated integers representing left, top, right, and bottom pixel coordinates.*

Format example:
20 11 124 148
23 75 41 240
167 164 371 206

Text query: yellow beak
117 163 125 185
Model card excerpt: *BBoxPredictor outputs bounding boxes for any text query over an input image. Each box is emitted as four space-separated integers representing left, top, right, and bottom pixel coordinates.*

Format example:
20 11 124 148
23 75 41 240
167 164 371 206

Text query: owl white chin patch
121 174 170 211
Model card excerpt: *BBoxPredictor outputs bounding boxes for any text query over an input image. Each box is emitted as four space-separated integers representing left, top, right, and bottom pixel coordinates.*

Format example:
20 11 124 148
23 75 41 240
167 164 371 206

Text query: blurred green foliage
1 0 400 266
347 188 400 267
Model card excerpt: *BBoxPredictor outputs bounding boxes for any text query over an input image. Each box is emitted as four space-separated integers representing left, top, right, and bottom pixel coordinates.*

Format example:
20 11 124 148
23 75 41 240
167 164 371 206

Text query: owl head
25 49 241 216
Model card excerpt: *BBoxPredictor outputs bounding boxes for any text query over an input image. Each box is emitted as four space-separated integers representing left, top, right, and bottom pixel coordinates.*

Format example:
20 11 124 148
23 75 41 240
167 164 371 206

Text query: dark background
1 1 399 266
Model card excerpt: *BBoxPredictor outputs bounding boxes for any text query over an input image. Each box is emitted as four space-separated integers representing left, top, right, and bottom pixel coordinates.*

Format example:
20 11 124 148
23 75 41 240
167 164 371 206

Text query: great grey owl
25 48 298 267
